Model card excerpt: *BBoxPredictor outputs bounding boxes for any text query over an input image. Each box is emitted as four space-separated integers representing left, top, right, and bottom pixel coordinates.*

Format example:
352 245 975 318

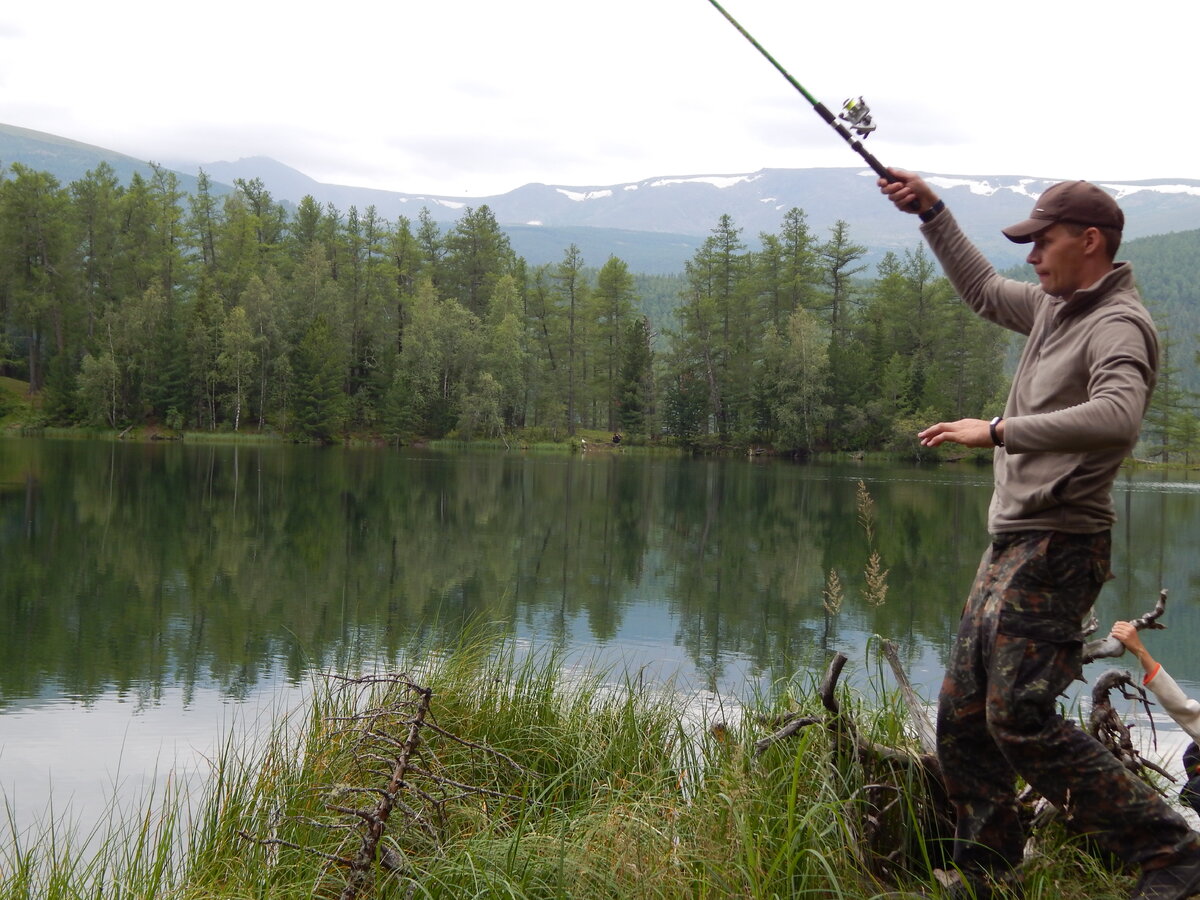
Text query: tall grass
0 639 1140 899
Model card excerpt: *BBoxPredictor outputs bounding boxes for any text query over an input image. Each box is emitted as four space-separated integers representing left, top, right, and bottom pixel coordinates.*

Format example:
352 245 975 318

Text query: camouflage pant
937 530 1199 874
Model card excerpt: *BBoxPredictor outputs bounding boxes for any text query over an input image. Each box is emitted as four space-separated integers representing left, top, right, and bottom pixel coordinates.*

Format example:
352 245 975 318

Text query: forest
0 159 1194 456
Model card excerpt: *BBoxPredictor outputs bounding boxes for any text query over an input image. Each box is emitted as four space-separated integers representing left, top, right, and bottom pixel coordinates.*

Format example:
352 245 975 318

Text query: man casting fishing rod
703 2 1200 895
879 172 1200 900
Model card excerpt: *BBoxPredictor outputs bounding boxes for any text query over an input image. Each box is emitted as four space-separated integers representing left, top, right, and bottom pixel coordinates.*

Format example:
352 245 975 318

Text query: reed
0 639 1140 899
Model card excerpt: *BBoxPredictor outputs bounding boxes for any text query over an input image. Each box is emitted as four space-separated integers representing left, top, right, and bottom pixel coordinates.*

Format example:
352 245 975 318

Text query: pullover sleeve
1145 665 1200 745
919 209 1042 336
1002 317 1156 454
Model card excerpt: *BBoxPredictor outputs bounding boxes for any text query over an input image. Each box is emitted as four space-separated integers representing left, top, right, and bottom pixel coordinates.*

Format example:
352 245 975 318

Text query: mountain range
3 122 1199 274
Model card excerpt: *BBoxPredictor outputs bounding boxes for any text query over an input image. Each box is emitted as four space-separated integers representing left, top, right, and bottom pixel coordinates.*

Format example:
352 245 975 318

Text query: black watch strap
989 416 1004 447
919 199 946 223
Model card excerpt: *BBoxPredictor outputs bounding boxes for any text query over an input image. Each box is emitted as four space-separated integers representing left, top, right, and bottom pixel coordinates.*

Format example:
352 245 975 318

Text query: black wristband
989 416 1004 447
919 199 946 223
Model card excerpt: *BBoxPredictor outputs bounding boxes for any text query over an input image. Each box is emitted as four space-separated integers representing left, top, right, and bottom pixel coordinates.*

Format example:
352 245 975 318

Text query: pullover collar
1055 261 1135 324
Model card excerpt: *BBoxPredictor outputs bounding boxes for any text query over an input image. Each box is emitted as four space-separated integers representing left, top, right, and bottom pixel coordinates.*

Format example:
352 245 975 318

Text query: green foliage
659 212 1009 451
3 156 1189 452
618 316 654 434
292 315 348 441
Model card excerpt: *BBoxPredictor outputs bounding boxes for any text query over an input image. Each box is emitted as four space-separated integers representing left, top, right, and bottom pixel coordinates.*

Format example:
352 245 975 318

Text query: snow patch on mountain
925 176 1045 199
927 175 1200 202
557 188 614 202
1102 182 1200 199
649 174 761 190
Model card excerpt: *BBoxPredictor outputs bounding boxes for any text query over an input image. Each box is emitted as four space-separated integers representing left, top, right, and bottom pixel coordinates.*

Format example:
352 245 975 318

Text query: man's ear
1082 226 1105 256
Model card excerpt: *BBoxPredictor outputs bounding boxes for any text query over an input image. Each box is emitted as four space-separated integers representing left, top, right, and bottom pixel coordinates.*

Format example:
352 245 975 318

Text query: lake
3 437 1199 835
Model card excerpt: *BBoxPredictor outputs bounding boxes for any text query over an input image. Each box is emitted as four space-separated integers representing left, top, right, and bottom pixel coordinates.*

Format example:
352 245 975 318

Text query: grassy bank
0 638 1142 899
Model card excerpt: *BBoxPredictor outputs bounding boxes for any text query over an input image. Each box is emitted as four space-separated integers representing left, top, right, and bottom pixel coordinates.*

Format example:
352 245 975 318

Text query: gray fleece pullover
920 209 1158 534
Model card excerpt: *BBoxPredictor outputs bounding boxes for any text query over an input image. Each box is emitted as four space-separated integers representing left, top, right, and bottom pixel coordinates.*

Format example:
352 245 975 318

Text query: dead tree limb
881 640 937 757
336 675 431 900
239 671 542 900
752 715 822 757
753 591 1175 884
1083 589 1168 662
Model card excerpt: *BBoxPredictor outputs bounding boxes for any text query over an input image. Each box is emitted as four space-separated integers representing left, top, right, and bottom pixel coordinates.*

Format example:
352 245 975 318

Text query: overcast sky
2 0 1196 197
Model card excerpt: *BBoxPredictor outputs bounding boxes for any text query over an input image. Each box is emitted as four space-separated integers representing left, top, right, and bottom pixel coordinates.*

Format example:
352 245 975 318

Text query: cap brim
1001 217 1051 244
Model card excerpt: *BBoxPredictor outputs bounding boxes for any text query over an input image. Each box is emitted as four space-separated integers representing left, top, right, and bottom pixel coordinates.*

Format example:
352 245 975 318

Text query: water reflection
1 439 992 703
2 438 1199 827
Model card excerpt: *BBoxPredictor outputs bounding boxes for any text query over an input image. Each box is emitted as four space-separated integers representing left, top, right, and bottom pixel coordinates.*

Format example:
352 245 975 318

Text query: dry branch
1088 667 1174 783
238 671 539 900
1083 589 1168 662
881 640 937 756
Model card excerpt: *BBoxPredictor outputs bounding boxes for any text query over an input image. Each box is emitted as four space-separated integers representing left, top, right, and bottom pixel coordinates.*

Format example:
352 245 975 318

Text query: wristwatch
989 416 1004 447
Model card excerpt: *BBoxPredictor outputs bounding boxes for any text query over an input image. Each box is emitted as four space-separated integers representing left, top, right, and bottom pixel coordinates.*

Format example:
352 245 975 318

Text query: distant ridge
4 122 1199 274
0 123 211 197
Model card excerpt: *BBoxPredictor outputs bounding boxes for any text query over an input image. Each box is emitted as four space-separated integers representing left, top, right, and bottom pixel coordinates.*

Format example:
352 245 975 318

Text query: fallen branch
1083 589 1167 662
752 715 821 757
239 671 539 900
881 640 937 757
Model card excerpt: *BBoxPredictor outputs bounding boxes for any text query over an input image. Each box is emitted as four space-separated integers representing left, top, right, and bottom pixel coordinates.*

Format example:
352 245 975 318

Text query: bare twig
417 719 536 774
405 766 530 803
237 830 350 865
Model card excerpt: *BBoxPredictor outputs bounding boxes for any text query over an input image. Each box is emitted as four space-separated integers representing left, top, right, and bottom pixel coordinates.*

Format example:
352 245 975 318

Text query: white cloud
0 0 1196 196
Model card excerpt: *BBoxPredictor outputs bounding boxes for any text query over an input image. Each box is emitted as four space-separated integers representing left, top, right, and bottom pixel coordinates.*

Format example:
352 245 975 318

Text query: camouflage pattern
937 530 1199 876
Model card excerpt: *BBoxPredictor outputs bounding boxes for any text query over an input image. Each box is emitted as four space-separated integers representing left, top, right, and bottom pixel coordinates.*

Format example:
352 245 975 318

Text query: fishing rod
706 0 907 193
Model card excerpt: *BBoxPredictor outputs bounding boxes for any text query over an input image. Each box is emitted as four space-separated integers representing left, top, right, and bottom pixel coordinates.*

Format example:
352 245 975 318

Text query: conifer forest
0 158 1082 454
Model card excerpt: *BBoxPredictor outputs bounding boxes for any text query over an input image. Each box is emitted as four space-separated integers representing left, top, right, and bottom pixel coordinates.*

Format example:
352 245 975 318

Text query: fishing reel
838 96 876 138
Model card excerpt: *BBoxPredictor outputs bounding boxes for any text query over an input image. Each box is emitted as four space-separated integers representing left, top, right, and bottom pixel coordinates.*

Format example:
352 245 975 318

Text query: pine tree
592 256 637 430
292 314 347 442
0 164 73 391
442 205 515 317
617 316 654 434
554 245 588 436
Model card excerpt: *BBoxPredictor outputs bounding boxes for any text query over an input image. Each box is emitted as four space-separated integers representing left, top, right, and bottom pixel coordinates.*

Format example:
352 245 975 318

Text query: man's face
1025 223 1090 299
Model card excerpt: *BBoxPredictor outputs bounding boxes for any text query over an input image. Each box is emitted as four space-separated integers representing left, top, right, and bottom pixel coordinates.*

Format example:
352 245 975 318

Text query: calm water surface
3 437 1199 832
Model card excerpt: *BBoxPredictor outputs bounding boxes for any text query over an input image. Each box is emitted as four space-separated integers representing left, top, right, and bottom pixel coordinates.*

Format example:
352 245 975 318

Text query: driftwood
754 647 953 880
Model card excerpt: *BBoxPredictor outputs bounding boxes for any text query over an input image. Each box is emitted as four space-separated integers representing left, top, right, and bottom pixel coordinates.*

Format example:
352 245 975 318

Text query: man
879 171 1200 900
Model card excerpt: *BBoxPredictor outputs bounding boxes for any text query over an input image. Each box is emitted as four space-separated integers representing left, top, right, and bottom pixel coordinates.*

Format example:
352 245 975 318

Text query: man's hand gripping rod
706 0 915 205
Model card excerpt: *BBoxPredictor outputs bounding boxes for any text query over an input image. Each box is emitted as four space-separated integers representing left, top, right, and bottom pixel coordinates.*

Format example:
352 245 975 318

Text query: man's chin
1038 277 1060 297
